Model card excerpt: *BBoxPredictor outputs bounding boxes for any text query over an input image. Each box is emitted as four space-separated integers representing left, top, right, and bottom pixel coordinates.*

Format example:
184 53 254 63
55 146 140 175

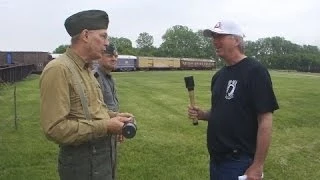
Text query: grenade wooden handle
188 90 198 125
184 76 198 126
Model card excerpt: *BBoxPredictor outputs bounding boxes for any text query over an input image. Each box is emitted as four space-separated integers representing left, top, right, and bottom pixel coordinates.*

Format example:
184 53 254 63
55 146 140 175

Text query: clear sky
0 0 319 52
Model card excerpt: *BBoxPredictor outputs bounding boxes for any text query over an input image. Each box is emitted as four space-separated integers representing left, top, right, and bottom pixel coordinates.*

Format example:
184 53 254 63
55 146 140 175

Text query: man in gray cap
188 20 279 180
93 43 122 180
94 44 120 113
40 10 134 180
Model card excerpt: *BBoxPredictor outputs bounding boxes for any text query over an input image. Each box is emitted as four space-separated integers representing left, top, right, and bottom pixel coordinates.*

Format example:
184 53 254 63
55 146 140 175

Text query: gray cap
104 44 117 56
64 10 109 37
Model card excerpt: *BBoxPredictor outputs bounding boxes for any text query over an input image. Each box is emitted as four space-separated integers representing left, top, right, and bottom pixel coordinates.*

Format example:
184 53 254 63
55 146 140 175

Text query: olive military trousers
58 136 117 180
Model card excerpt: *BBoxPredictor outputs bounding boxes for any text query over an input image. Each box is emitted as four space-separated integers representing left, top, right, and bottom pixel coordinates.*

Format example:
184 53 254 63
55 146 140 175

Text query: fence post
14 85 18 130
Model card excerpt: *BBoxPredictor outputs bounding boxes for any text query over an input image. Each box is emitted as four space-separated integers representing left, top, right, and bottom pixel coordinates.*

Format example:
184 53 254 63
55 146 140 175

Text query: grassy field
0 70 319 180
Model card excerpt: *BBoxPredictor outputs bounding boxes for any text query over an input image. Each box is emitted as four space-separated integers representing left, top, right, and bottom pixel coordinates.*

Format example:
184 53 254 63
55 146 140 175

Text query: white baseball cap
203 20 245 38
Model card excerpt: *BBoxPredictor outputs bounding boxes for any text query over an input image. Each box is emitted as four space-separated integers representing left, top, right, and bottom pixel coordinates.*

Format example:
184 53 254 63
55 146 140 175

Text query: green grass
0 71 319 180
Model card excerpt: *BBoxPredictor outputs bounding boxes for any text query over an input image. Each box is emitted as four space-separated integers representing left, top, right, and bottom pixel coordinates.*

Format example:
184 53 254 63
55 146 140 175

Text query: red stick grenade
184 76 198 125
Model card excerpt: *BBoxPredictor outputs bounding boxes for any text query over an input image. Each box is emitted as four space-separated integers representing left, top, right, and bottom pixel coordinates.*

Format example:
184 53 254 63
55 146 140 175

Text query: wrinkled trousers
58 136 117 180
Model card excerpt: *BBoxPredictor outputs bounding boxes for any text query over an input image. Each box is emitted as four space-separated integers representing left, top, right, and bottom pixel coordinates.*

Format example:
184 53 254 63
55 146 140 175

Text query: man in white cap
188 20 279 180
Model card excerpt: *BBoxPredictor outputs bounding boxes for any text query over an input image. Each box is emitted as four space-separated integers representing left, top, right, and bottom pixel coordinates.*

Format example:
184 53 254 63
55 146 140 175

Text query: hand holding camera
122 117 137 139
107 114 138 138
107 116 130 134
113 113 137 139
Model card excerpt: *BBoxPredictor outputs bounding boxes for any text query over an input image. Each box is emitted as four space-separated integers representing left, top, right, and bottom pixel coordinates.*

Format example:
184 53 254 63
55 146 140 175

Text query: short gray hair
71 34 80 44
232 35 245 53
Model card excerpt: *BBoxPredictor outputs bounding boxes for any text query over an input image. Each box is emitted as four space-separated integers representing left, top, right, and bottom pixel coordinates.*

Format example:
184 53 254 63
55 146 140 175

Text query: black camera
122 118 137 139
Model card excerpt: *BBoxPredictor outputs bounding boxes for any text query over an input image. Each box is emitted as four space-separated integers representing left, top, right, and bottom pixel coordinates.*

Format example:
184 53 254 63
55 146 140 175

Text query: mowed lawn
0 70 319 180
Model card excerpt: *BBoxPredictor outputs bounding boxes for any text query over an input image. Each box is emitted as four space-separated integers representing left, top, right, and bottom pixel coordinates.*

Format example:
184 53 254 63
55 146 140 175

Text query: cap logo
214 22 221 28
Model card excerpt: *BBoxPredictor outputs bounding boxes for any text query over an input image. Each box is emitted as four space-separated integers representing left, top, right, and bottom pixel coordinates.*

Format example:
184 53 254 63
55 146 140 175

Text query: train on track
93 55 216 71
52 54 216 71
0 51 215 83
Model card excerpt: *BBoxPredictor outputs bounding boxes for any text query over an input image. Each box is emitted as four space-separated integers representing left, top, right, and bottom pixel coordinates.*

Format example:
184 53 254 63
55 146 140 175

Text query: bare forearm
199 110 211 121
253 112 273 166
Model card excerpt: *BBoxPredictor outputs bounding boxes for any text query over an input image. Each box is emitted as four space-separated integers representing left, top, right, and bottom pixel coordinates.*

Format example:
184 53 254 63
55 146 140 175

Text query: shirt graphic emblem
225 80 237 100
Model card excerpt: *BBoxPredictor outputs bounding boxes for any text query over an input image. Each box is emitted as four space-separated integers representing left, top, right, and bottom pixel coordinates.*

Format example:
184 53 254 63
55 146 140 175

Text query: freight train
48 54 216 71
0 51 216 75
114 55 216 71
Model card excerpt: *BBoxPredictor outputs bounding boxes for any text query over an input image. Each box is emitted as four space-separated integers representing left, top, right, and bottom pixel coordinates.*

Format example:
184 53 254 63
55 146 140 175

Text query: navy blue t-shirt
207 57 279 156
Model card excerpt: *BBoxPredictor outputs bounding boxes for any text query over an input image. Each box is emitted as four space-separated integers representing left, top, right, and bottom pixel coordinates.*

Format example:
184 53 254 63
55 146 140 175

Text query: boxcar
137 56 153 70
138 56 180 70
180 58 216 70
0 51 51 73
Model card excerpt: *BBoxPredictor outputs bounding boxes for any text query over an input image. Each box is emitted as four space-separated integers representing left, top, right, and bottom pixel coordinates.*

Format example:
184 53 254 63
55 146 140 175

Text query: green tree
195 30 215 59
159 25 201 58
109 37 134 55
245 36 320 72
53 45 69 53
136 32 156 56
136 32 154 49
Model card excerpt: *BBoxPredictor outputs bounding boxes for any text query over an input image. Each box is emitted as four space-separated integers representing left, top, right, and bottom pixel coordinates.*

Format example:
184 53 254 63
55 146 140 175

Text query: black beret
104 44 117 55
64 10 109 37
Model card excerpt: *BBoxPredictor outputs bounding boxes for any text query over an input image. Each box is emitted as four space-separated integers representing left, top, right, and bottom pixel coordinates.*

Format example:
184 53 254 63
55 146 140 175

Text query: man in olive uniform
93 44 121 180
40 10 133 180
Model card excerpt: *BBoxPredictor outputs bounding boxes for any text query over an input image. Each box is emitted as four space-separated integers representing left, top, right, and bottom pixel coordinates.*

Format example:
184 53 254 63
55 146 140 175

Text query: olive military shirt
40 48 117 145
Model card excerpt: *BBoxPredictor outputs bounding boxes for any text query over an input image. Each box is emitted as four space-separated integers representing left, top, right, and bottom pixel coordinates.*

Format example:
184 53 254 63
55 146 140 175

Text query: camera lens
122 122 137 139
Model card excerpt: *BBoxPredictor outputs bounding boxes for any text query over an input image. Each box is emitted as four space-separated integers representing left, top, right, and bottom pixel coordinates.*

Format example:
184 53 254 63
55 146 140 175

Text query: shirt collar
65 48 90 70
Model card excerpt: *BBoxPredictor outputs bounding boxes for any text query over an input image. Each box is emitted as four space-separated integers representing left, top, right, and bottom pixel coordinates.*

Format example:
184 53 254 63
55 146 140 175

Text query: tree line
53 25 320 73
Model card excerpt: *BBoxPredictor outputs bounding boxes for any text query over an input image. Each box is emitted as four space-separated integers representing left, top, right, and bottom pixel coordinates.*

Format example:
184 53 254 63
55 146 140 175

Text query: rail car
137 56 181 70
137 56 215 70
0 51 52 82
0 51 51 73
116 55 137 71
180 58 216 70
